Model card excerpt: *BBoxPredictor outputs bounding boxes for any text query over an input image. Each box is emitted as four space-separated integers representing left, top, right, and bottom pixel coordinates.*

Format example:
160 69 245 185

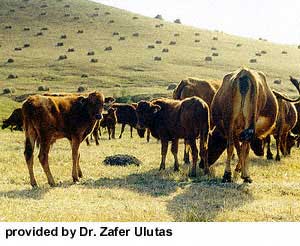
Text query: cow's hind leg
71 138 80 183
275 135 281 161
222 140 234 183
24 134 37 187
199 129 210 176
240 142 252 183
107 127 111 140
93 129 99 145
159 140 168 171
130 126 133 138
171 139 179 171
77 153 82 178
266 135 273 160
187 139 198 177
183 140 190 164
119 124 125 138
38 141 55 187
233 138 242 180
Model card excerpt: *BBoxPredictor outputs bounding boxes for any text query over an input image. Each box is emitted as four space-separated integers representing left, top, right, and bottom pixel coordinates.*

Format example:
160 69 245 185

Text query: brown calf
99 107 117 139
22 92 105 187
136 97 210 176
2 108 23 131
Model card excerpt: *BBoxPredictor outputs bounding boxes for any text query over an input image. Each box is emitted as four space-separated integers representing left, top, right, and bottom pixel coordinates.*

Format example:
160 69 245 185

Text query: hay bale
148 45 155 49
90 58 98 63
77 30 84 34
105 46 112 51
195 39 200 43
38 85 49 91
162 48 169 53
78 85 88 92
205 56 212 62
119 36 126 41
274 79 281 85
195 32 200 36
56 42 64 47
5 25 12 29
174 19 181 24
81 74 88 78
255 52 261 56
156 40 162 44
212 52 219 57
64 4 70 8
169 41 176 45
73 16 80 20
133 16 138 20
92 13 99 17
132 32 139 37
40 4 48 8
64 14 70 17
40 12 47 16
41 27 48 31
155 14 163 20
7 74 18 79
212 37 218 40
87 51 95 56
94 7 100 10
23 27 30 31
211 47 217 50
113 32 119 36
261 50 267 54
160 24 164 27
174 33 180 37
3 87 15 94
7 58 14 63
236 43 242 47
36 32 43 36
23 43 30 48
249 58 257 63
154 56 162 61
67 48 75 52
14 47 22 51
167 83 177 90
60 34 67 39
298 45 300 49
58 55 67 60
105 12 111 15
108 20 115 24
103 154 141 166
282 51 288 54
155 24 161 28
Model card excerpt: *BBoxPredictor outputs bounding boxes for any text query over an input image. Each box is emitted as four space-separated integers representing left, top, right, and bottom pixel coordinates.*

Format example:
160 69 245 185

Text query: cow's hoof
73 177 79 183
31 182 38 188
49 182 56 187
189 170 196 178
159 166 165 171
78 172 83 178
267 153 273 160
275 155 280 161
242 176 253 183
222 171 232 183
174 165 179 172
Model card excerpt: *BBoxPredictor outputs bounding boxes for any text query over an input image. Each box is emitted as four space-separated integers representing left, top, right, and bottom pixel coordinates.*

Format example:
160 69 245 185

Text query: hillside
1 0 300 112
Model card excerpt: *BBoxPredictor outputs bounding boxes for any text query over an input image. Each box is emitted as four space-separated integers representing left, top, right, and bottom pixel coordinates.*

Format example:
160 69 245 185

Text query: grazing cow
136 97 210 176
173 77 220 106
206 67 300 183
173 78 220 163
22 92 104 187
251 97 298 160
2 108 23 131
111 103 145 138
99 107 117 139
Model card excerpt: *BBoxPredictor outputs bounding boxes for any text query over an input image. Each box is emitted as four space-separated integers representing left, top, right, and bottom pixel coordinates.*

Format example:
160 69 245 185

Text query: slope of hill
0 0 300 110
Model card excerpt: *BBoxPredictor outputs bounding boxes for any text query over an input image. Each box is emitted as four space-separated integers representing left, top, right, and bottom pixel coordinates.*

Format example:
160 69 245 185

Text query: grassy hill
0 0 300 222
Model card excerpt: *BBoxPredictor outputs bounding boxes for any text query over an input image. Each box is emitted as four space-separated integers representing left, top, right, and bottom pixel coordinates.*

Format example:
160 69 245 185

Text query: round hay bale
40 4 48 8
274 79 281 85
38 85 49 91
298 45 300 49
249 58 257 63
60 34 67 39
255 52 261 56
103 154 141 166
212 37 218 40
7 74 18 79
113 32 119 36
64 4 70 8
56 42 64 47
282 51 288 54
92 13 99 17
148 45 155 49
133 32 139 37
74 16 80 20
40 12 47 16
162 48 169 53
156 40 162 44
212 52 219 56
169 41 176 45
119 36 126 41
14 47 22 51
167 83 177 90
236 43 242 47
77 30 84 34
174 33 180 37
105 46 112 51
67 48 75 52
154 56 162 61
205 56 212 62
155 24 161 28
23 43 30 48
174 19 181 24
36 32 43 36
105 12 111 15
133 16 138 20
3 87 15 94
78 85 88 92
7 58 14 63
261 50 267 54
155 14 163 20
81 74 88 78
195 32 200 36
23 27 30 31
108 20 115 24
195 39 200 43
87 51 95 56
211 47 217 50
64 14 70 17
5 26 12 29
94 7 100 10
41 27 48 31
58 55 67 60
90 58 98 63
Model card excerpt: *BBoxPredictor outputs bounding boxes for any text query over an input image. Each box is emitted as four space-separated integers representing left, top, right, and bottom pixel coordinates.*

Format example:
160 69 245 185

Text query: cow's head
250 137 265 156
85 92 105 120
286 132 299 155
1 119 9 130
135 101 161 129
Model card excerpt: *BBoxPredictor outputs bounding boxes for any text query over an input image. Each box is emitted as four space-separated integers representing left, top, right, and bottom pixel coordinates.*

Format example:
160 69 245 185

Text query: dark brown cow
22 92 104 187
207 68 300 183
136 97 210 176
111 103 145 138
2 108 23 131
99 107 117 139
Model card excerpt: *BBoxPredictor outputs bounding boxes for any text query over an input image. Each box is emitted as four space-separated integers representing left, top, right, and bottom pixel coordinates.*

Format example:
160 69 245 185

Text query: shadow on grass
167 178 254 221
82 167 180 197
0 187 50 200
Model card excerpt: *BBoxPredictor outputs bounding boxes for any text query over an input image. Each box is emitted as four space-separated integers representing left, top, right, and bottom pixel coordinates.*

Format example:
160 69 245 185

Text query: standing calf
136 97 210 176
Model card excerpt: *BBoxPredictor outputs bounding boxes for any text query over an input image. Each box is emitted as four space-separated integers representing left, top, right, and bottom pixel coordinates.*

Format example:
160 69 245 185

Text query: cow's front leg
71 138 80 183
171 139 179 171
159 140 168 170
189 139 198 177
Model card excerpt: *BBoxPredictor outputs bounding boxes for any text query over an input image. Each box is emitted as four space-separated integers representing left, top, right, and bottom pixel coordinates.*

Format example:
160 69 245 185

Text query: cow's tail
236 74 257 142
173 79 190 99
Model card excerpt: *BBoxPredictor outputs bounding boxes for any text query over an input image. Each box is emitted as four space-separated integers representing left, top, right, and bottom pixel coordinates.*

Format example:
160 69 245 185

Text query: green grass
0 0 300 222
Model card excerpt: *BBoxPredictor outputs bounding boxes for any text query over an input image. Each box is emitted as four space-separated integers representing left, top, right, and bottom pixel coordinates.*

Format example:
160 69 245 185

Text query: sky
92 0 300 45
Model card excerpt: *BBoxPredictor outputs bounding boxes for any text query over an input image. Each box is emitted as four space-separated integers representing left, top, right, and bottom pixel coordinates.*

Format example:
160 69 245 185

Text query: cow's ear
152 105 161 114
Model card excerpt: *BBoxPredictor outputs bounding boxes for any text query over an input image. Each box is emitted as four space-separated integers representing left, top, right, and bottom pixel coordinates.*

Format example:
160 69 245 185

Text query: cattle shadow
82 167 181 197
0 187 50 200
167 179 254 221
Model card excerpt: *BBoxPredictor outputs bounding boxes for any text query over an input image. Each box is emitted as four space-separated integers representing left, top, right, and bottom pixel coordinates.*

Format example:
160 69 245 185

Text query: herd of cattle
2 67 300 187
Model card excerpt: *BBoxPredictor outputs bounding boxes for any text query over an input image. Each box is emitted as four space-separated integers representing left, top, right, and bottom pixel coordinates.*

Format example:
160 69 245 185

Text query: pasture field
0 0 300 222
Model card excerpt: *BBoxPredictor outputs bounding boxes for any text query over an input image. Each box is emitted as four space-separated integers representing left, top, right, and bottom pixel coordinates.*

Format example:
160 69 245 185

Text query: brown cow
136 97 210 176
2 108 23 131
22 92 104 187
99 107 117 139
208 68 300 183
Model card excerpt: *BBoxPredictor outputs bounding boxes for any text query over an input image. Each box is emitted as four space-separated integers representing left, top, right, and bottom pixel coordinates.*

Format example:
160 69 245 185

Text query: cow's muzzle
95 113 103 120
